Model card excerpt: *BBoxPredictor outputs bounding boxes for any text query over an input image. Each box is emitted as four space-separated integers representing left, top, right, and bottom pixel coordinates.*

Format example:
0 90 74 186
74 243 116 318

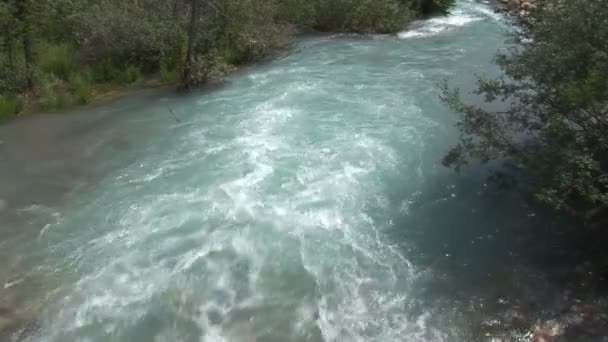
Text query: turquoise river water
0 2 572 341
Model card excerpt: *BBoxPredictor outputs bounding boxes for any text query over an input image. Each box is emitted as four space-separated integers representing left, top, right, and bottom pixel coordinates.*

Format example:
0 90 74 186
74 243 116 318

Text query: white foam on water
398 13 482 39
31 20 480 340
398 0 503 39
36 112 442 342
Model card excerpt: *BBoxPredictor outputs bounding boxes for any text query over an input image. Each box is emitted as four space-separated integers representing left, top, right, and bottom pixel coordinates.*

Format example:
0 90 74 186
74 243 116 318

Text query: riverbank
7 76 174 119
1 0 457 121
495 0 536 20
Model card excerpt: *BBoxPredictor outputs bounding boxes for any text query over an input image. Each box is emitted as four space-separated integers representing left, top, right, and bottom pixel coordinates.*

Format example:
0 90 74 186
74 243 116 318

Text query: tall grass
91 60 141 84
37 43 74 80
0 95 24 117
43 90 72 112
69 72 92 104
123 65 141 84
159 60 179 83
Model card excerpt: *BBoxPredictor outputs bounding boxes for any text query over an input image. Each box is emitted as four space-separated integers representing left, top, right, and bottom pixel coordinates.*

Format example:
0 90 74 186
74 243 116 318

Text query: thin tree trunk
4 25 14 68
23 32 33 89
181 0 199 90
173 0 179 19
16 0 34 90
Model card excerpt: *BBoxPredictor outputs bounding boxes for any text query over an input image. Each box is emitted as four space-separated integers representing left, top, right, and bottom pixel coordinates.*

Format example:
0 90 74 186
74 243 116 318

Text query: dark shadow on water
382 166 608 338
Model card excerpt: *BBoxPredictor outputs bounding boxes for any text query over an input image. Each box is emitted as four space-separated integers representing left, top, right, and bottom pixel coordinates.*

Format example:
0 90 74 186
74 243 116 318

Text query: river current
0 2 558 341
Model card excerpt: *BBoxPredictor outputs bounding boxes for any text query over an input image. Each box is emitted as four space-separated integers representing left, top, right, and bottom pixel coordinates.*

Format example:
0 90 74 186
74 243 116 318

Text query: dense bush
68 72 92 104
90 61 141 85
0 63 28 94
442 0 608 223
0 0 456 113
188 51 235 86
0 95 24 117
73 0 177 68
37 43 74 80
277 0 414 33
159 60 180 83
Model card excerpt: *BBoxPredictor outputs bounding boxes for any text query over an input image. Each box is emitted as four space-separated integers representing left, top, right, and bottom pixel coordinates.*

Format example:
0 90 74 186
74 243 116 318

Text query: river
0 1 577 341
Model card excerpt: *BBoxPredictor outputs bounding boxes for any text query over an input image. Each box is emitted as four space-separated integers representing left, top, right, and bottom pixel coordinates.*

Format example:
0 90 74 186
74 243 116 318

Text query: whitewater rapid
1 1 510 341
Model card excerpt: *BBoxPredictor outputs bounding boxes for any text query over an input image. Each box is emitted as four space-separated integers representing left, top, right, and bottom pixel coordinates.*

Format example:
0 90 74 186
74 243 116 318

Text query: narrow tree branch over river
1 0 607 341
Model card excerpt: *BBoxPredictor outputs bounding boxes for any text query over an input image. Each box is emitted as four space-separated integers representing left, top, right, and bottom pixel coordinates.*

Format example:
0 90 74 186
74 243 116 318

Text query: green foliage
0 95 24 117
210 0 288 64
73 0 177 68
124 65 141 84
68 72 92 104
38 70 91 110
187 50 235 87
43 89 72 112
37 43 74 80
280 0 414 33
90 60 122 84
276 0 317 28
221 46 249 65
91 61 140 85
442 0 608 222
172 29 188 71
0 63 28 94
158 28 187 83
347 0 413 33
1 0 457 110
159 60 179 83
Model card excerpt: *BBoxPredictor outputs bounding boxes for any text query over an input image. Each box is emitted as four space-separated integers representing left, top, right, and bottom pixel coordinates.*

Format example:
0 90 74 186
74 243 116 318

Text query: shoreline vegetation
441 0 608 340
0 0 455 119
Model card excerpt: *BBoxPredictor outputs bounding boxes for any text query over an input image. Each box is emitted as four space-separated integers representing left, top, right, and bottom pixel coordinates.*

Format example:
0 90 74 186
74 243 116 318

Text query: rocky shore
497 0 536 20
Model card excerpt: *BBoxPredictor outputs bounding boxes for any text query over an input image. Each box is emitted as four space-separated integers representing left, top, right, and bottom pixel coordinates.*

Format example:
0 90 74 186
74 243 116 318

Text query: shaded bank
0 0 456 117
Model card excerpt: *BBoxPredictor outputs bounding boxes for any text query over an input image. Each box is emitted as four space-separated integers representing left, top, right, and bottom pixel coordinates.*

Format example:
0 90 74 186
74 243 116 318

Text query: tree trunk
22 32 33 89
4 25 14 68
181 0 199 90
173 0 180 18
16 0 34 90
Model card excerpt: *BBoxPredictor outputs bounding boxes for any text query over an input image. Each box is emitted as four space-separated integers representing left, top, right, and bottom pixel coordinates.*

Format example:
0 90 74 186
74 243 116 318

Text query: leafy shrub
347 0 413 33
188 51 235 87
37 43 74 80
123 65 141 84
276 0 317 28
0 95 24 117
309 0 413 33
43 90 72 111
442 0 608 222
221 47 244 65
68 72 92 104
0 62 28 94
159 60 179 83
74 1 177 68
171 29 188 71
91 61 140 84
211 0 288 64
91 60 123 83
